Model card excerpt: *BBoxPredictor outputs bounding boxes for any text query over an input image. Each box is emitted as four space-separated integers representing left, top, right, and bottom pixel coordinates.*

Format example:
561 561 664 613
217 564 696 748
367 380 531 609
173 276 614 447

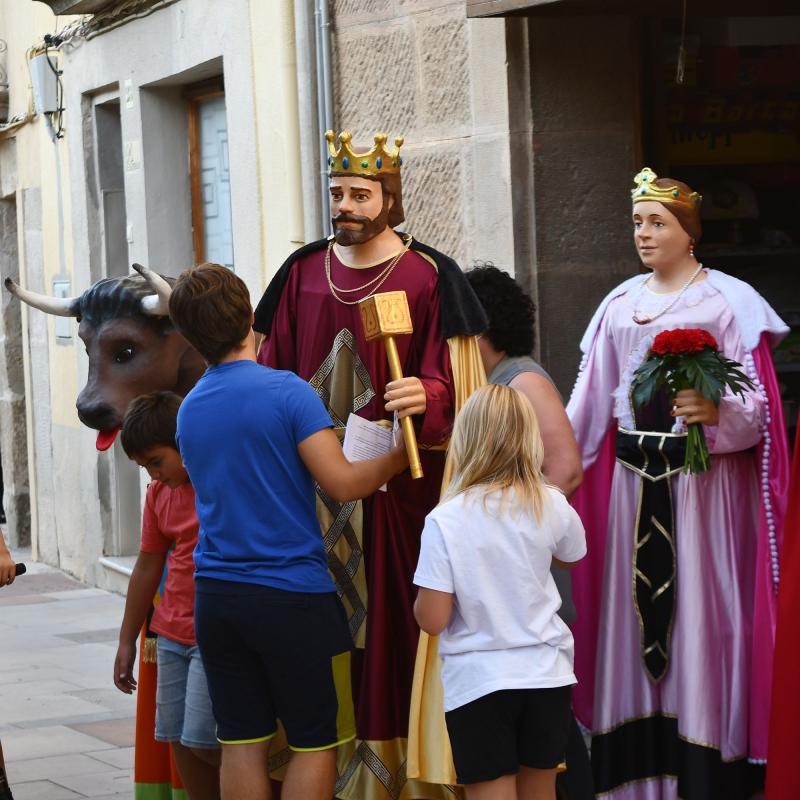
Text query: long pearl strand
630 263 704 325
744 350 780 592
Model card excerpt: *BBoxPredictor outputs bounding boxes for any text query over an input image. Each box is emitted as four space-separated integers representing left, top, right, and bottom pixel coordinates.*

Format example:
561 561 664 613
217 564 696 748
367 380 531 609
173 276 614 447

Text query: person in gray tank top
466 269 582 510
467 265 594 800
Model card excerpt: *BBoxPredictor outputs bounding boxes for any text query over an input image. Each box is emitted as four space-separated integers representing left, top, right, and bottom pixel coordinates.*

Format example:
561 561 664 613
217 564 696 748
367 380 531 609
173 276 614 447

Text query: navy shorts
445 686 573 784
195 578 356 751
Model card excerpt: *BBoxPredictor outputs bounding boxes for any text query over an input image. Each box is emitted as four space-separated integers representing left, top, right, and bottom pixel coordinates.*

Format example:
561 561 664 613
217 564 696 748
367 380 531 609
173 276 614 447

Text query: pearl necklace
630 263 704 325
325 236 412 306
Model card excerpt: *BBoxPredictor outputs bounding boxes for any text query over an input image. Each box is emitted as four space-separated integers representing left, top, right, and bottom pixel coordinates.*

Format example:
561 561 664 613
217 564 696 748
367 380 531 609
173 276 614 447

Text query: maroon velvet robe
258 245 454 742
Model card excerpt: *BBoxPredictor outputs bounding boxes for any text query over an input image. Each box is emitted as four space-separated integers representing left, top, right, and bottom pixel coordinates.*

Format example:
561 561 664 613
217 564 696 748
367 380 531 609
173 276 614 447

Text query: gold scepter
359 291 424 480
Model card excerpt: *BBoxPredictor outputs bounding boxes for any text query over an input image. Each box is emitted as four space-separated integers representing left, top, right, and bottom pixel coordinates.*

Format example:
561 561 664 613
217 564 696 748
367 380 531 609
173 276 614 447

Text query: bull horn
4 276 80 317
132 263 172 317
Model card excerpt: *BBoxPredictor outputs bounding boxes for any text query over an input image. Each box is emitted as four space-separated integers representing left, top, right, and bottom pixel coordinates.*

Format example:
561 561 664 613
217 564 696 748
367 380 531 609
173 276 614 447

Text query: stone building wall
0 163 31 548
329 5 644 393
527 14 642 391
331 0 517 272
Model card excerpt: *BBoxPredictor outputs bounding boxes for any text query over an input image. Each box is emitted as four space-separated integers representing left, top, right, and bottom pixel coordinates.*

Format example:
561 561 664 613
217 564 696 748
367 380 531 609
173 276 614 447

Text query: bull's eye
114 347 135 364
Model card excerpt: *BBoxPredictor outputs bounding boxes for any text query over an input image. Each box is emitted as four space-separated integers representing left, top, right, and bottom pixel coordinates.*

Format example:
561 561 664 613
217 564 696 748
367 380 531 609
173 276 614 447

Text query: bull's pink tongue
96 427 120 451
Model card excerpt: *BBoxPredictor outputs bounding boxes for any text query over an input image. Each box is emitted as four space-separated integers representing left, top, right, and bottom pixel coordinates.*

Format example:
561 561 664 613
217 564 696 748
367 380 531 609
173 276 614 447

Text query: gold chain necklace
328 245 404 293
325 237 412 305
629 263 704 325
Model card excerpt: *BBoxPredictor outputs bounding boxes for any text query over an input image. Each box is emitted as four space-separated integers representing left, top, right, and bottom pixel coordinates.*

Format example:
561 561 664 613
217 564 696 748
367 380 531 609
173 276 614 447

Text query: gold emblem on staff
359 291 423 480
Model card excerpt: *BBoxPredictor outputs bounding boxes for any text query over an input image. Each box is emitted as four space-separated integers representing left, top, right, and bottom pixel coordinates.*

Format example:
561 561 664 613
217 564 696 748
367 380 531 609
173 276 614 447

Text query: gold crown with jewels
325 130 404 177
632 167 702 210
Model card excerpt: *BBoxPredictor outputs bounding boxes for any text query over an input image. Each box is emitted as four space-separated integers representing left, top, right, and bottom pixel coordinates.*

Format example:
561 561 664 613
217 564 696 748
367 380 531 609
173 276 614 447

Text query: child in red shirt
113 392 220 800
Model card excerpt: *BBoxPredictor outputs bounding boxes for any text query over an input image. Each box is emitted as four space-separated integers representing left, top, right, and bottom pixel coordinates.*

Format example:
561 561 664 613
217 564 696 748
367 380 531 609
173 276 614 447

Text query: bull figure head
5 264 206 450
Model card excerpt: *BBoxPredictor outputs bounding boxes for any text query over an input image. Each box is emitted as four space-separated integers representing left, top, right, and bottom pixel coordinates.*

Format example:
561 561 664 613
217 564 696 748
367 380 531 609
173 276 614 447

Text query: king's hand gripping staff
359 291 423 480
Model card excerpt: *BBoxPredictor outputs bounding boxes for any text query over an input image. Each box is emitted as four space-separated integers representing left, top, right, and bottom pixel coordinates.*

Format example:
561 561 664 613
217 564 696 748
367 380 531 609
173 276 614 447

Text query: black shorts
194 578 356 751
445 686 573 784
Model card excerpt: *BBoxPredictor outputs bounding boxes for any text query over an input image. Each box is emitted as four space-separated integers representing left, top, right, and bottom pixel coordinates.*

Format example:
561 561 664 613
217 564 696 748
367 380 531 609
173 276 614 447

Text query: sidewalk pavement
1 549 136 799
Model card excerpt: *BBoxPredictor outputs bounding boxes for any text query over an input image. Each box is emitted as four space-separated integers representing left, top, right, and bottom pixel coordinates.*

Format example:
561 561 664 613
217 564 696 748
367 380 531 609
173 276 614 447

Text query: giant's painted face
5 265 205 450
329 175 393 246
632 200 693 272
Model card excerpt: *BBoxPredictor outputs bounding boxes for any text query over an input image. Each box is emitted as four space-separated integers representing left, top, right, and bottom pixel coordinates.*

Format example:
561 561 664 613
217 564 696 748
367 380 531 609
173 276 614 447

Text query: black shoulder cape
252 236 488 340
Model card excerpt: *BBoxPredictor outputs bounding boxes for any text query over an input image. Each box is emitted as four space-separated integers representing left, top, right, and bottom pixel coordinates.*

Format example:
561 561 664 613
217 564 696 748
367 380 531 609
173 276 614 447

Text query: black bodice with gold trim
616 390 686 683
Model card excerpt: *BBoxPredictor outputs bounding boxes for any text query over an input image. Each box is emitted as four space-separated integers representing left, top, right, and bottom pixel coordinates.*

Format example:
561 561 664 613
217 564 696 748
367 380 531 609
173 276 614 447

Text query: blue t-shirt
176 360 334 592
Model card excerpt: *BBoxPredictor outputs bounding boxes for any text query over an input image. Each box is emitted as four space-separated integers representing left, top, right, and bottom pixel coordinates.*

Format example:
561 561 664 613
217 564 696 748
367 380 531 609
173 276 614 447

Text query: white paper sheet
342 414 394 492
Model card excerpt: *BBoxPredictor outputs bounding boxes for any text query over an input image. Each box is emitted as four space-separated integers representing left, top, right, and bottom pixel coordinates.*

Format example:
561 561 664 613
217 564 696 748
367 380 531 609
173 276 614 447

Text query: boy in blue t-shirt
169 263 407 799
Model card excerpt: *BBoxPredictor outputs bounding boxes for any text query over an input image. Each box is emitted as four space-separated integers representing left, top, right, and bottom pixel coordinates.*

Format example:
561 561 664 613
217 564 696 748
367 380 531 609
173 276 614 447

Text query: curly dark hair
465 264 536 356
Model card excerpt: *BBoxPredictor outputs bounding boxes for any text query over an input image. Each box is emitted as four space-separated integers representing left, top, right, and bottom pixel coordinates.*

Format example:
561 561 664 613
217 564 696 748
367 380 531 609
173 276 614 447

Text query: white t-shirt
413 486 587 712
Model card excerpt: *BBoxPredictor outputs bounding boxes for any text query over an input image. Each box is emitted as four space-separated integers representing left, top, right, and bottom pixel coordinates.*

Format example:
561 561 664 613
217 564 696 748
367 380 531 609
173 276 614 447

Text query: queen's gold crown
632 167 702 210
326 130 404 177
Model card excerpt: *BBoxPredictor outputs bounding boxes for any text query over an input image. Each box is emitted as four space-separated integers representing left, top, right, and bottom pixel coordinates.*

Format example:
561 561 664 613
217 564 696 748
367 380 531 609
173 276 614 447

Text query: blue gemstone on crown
376 157 382 169
641 187 647 194
342 156 350 169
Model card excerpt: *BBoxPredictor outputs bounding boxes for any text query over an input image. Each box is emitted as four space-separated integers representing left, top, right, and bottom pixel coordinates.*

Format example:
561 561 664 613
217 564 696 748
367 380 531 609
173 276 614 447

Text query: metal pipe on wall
293 0 322 241
314 0 334 237
0 39 9 123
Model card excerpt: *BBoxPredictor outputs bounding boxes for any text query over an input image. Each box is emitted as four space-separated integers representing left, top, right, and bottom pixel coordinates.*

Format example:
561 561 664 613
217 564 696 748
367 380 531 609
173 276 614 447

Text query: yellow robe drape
407 335 487 788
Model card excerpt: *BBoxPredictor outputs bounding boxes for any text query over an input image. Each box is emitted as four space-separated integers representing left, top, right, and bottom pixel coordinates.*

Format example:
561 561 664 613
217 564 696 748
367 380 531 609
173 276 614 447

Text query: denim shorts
155 635 220 749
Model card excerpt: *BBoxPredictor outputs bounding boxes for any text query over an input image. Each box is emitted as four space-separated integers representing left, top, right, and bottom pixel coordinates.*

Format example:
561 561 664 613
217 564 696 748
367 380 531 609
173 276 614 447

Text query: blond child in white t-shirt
414 383 586 800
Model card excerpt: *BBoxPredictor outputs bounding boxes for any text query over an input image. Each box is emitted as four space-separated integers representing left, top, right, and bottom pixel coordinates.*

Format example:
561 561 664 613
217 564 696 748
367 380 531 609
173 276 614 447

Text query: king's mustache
333 213 372 226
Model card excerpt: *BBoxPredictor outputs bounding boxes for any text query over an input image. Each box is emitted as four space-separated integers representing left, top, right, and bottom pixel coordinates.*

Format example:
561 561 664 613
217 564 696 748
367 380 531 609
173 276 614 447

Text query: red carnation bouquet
631 328 754 474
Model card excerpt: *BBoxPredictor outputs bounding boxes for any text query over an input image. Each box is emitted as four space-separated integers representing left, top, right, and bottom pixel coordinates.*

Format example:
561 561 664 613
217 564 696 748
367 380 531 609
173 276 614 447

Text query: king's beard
332 198 391 246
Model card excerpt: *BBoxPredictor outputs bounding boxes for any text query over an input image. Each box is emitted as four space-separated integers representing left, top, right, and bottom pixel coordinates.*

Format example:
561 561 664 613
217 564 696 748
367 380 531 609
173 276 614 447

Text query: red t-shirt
140 480 199 645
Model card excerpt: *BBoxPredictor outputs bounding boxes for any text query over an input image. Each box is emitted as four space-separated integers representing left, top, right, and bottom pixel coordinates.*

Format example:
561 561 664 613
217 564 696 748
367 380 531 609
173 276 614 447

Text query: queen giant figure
567 168 790 799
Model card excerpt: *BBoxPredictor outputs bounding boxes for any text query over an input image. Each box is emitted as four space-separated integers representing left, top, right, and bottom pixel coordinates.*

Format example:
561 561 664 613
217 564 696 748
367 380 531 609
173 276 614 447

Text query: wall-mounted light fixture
30 52 60 115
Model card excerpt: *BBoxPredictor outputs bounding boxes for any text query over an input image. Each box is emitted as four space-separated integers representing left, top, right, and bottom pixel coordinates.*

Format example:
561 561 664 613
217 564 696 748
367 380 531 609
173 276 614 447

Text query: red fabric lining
569 428 615 730
766 424 800 798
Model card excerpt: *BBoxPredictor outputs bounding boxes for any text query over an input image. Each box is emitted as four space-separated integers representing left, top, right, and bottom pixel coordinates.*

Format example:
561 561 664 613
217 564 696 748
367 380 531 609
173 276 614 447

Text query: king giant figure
253 130 486 799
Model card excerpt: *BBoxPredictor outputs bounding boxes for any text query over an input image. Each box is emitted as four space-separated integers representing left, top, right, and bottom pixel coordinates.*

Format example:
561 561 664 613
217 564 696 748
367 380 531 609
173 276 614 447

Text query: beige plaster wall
0 3 84 564
248 0 306 275
1 0 304 584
